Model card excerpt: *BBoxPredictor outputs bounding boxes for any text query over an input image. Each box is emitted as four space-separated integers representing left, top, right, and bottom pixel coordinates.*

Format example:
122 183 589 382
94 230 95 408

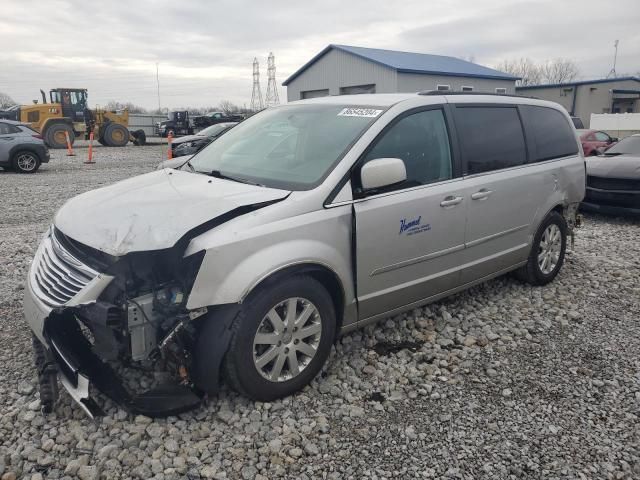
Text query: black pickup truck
193 111 244 128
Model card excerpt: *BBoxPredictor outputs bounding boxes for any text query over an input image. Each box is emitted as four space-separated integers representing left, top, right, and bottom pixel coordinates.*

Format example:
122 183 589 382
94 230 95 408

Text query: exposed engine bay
33 227 216 417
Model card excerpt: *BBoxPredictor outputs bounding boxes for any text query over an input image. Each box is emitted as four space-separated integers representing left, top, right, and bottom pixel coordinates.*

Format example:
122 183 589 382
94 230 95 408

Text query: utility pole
265 52 280 107
607 40 619 79
250 57 264 112
156 62 162 113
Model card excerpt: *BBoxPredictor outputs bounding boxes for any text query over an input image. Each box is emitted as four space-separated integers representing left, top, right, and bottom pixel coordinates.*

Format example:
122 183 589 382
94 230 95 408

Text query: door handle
440 196 463 207
471 189 493 200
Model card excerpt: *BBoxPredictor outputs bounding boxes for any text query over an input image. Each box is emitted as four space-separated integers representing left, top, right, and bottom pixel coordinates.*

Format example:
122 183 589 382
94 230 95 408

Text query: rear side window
522 106 579 161
455 106 527 175
0 123 20 135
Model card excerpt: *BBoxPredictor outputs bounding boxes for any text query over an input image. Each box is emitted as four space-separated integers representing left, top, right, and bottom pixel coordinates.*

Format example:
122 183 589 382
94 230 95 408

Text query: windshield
199 123 234 137
606 136 640 156
190 104 384 190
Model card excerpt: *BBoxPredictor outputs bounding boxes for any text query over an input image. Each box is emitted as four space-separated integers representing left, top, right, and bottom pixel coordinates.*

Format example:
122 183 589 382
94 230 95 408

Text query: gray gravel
1 144 639 479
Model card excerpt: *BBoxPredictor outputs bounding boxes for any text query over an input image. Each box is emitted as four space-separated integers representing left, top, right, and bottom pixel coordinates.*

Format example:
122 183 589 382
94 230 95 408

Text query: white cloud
1 0 638 109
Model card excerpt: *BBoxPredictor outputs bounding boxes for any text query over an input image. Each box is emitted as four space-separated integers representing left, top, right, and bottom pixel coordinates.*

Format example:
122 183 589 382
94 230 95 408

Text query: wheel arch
9 144 42 161
241 262 347 334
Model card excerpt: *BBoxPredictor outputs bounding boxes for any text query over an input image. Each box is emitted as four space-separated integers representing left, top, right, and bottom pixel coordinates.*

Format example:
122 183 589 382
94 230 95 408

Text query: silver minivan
24 93 585 416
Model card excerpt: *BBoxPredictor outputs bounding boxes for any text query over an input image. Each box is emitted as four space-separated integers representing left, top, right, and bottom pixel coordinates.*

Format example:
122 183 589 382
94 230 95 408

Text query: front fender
186 239 354 309
185 206 354 311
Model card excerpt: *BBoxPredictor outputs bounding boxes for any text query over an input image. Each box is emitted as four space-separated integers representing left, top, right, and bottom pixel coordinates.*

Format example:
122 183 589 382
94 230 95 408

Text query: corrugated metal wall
517 79 640 128
397 73 515 94
286 49 397 101
286 49 516 101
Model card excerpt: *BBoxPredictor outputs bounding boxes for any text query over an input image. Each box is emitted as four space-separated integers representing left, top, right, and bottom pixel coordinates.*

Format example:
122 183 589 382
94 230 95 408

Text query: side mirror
360 158 407 191
609 137 618 143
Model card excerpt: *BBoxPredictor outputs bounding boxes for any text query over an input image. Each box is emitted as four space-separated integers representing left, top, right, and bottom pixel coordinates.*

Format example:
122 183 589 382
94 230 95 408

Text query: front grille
587 176 640 192
31 233 99 307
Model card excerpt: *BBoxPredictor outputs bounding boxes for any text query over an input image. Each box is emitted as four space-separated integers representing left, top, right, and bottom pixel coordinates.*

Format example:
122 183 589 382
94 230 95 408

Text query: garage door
301 89 330 99
340 84 376 95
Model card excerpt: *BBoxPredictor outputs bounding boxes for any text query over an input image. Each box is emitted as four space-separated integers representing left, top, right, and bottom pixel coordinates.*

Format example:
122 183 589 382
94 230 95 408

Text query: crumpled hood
587 155 640 180
54 170 290 256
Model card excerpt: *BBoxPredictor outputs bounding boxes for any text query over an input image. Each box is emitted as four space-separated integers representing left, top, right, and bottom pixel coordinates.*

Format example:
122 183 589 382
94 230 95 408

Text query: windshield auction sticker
337 108 383 118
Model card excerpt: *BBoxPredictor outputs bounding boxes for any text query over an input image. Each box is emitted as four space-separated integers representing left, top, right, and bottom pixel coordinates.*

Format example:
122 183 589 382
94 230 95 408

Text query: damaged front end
27 226 212 418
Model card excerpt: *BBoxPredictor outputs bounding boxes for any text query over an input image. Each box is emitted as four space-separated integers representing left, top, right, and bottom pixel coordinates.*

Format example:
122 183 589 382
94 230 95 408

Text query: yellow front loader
13 88 145 149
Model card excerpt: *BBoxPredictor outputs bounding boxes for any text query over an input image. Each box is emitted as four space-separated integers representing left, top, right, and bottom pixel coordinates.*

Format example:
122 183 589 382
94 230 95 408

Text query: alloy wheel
252 297 322 382
538 224 562 274
16 153 37 172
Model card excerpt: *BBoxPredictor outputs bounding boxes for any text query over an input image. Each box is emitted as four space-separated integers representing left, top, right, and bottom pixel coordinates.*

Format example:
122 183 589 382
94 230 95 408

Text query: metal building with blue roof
283 44 519 102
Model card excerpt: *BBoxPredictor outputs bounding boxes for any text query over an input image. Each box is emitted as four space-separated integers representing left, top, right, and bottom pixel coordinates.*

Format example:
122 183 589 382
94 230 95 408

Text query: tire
103 123 129 147
132 129 146 146
12 150 40 173
516 211 567 285
44 123 73 149
219 275 336 401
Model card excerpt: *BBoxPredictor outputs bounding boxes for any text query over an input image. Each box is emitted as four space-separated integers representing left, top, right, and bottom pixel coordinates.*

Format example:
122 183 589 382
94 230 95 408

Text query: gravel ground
0 145 639 480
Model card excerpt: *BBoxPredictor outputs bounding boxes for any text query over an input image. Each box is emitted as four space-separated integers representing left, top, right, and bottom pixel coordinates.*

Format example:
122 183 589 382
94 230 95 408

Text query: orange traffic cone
167 132 173 160
85 130 95 164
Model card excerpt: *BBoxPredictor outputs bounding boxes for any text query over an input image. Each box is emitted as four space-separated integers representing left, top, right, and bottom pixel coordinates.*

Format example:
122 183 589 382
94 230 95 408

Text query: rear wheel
12 150 40 173
103 123 129 147
220 275 336 401
516 211 567 285
44 123 74 149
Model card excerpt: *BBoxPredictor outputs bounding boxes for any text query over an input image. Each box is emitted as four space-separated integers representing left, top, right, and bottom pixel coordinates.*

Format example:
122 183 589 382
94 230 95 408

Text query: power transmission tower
250 57 264 111
265 52 280 107
607 40 619 78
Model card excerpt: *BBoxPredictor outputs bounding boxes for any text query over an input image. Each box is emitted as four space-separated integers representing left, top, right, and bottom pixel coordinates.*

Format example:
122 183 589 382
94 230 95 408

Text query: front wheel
516 211 567 285
12 150 41 173
220 275 336 401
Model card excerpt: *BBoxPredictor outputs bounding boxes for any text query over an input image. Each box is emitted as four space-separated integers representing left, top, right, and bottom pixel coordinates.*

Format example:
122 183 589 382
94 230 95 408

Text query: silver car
0 120 50 173
24 93 585 416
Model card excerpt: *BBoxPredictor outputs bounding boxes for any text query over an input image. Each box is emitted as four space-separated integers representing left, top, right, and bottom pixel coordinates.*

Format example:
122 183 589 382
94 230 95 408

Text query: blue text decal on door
399 216 431 236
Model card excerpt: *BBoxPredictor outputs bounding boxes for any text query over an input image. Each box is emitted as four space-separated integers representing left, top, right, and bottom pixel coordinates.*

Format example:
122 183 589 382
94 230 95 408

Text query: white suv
24 93 585 417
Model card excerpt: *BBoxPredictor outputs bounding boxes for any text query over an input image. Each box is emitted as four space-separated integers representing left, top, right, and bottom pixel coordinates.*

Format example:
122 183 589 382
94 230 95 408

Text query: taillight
32 134 43 139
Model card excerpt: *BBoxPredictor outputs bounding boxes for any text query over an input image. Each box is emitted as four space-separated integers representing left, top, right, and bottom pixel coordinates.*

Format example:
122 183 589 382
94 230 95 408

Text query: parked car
24 93 584 417
171 122 237 158
577 129 618 156
193 111 244 129
582 134 640 215
0 120 50 173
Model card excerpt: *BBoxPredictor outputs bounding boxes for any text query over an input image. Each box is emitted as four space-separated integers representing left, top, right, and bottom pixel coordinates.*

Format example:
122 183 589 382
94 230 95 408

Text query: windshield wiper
209 170 264 187
602 152 623 156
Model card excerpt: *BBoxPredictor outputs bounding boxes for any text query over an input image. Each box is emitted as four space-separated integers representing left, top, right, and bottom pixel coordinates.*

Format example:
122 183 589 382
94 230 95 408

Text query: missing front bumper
37 315 203 419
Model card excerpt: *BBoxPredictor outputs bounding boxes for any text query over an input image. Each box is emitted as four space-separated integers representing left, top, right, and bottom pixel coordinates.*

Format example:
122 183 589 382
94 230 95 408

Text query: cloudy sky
1 0 638 110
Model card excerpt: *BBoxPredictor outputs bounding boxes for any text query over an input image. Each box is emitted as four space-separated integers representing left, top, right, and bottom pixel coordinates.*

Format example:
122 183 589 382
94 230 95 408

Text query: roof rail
418 90 538 99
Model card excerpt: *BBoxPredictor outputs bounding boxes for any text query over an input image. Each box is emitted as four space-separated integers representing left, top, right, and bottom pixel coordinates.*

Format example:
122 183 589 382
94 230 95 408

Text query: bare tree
495 58 580 86
0 92 16 109
105 101 148 114
539 59 579 84
218 100 240 115
494 58 543 86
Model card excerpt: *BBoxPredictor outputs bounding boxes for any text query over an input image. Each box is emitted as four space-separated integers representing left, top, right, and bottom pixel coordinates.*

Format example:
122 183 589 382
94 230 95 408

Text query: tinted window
522 106 579 161
455 106 526 174
362 109 452 189
594 132 610 142
0 123 20 135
